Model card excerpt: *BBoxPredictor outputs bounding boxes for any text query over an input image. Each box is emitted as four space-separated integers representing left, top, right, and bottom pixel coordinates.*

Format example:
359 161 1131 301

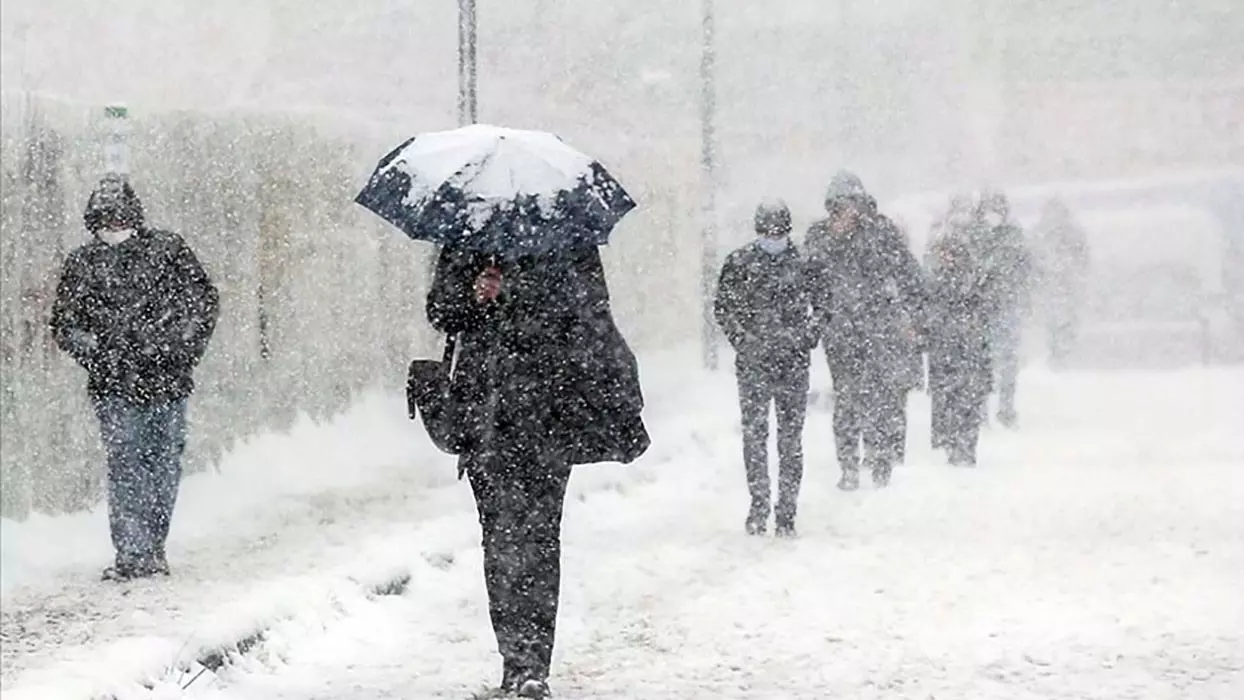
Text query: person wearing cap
806 171 926 490
50 175 219 581
714 199 815 537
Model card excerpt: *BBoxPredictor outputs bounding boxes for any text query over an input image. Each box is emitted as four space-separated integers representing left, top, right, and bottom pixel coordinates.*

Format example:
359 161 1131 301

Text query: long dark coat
926 243 994 401
427 245 650 468
805 212 926 388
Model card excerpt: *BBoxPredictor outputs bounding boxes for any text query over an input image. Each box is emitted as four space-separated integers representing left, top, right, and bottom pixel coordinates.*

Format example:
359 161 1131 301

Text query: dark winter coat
50 228 220 405
926 248 993 400
805 212 926 386
427 245 650 468
713 240 815 370
976 222 1033 323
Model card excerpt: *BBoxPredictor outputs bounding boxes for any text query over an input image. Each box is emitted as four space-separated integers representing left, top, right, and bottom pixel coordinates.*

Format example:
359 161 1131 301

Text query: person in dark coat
713 199 814 537
806 172 926 490
50 174 219 581
427 244 649 699
975 190 1032 428
926 234 993 466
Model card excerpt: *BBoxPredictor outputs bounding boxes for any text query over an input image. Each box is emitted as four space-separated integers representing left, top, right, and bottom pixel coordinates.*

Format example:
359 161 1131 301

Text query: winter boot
837 470 860 491
997 407 1018 429
102 555 154 582
948 444 976 467
872 463 893 488
745 514 767 536
745 500 769 536
516 678 550 699
100 563 137 582
774 521 797 538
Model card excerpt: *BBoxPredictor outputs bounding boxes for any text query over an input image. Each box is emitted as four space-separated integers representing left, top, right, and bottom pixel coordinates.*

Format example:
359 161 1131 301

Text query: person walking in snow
806 172 926 490
925 234 993 466
50 174 219 581
427 245 649 699
713 199 815 537
974 190 1032 428
1031 197 1090 367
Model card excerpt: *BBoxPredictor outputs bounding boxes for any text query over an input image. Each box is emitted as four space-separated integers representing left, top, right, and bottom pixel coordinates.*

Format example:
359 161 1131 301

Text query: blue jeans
93 397 188 565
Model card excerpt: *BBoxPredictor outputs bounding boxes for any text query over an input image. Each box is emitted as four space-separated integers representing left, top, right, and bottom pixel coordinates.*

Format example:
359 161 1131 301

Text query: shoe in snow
774 522 797 538
997 408 1018 429
837 471 860 491
149 550 171 576
872 466 892 488
516 679 550 699
745 516 767 536
745 502 769 536
101 560 150 582
948 448 977 468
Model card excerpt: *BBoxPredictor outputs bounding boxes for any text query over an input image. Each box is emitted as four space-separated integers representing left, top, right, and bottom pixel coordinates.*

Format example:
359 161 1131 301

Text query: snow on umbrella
354 124 636 255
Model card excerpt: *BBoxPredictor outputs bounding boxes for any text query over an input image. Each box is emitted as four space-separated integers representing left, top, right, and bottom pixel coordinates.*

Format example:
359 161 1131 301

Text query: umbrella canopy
355 124 636 256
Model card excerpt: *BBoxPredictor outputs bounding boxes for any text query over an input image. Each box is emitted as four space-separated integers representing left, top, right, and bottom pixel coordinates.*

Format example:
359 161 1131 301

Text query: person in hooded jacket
427 243 649 699
50 174 219 581
806 172 926 490
975 190 1032 427
713 199 814 537
925 234 993 466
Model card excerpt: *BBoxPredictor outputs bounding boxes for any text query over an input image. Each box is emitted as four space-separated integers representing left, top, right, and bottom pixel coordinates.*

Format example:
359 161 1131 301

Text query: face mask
757 236 789 254
99 228 135 245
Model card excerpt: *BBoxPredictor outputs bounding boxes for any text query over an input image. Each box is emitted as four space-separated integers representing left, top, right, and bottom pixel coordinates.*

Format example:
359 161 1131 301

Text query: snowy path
0 393 462 696
182 368 1244 700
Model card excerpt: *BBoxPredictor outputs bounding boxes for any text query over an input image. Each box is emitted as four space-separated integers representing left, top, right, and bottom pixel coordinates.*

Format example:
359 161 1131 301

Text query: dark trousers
736 356 809 526
465 448 571 682
1047 307 1079 367
93 396 187 567
830 367 905 475
992 318 1022 417
930 371 988 465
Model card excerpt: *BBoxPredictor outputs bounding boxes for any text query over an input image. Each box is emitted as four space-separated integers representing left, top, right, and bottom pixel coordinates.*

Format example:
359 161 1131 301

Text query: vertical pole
458 0 478 126
700 0 719 371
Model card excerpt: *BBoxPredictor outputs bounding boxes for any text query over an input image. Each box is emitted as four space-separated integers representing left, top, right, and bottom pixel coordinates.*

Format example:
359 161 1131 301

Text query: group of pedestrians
714 172 1056 538
48 165 1084 698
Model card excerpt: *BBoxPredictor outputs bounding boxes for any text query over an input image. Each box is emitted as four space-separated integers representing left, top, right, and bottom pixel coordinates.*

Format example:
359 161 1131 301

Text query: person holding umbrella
357 125 650 699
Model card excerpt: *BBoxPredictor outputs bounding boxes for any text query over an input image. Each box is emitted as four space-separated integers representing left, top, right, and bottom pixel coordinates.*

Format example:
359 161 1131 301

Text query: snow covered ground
3 356 1243 699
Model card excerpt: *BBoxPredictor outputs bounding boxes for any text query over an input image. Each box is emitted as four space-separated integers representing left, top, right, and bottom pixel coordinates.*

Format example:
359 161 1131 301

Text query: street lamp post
458 0 478 125
700 0 719 371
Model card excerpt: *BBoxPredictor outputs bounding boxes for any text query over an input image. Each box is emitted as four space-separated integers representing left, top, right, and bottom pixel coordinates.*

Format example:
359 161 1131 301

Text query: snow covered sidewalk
167 367 1244 699
0 391 459 697
4 365 1242 699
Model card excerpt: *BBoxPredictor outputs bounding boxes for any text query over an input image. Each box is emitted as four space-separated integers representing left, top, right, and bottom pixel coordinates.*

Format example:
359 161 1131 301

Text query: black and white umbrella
355 124 636 256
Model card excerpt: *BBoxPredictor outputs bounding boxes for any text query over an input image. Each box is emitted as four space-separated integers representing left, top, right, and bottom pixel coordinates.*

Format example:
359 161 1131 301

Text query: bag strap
442 334 458 375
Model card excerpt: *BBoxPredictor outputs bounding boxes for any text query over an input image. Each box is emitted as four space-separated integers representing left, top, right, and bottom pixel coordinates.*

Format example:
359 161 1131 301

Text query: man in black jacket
806 172 926 490
427 244 649 699
50 175 219 581
926 235 993 466
714 199 813 537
